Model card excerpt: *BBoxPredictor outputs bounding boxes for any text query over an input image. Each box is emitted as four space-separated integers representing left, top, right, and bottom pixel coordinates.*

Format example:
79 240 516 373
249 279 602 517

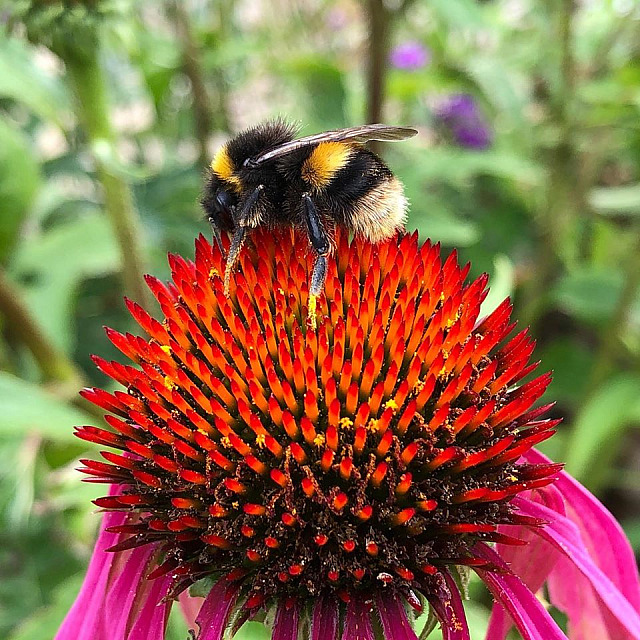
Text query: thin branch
64 47 150 307
365 0 391 154
167 0 214 167
0 269 80 384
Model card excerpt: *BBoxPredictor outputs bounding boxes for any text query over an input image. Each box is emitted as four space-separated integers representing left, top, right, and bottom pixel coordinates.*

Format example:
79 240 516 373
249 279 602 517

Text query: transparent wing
247 124 418 166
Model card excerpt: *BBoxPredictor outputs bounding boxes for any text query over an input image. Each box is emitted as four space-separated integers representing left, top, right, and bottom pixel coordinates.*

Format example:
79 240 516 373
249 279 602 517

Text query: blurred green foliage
0 1 639 638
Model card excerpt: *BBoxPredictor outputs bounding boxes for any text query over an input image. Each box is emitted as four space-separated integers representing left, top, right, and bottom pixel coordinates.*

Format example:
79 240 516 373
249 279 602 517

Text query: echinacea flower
432 94 492 151
60 229 640 639
389 42 431 71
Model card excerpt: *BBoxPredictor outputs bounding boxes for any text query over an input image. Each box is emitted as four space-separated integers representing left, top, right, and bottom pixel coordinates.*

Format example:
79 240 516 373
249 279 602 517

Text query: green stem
167 0 214 167
0 269 80 384
520 0 578 329
63 46 149 307
365 0 391 155
586 231 640 392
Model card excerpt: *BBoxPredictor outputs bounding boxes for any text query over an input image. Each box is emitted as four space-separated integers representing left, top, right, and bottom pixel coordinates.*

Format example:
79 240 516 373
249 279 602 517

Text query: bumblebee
201 120 417 320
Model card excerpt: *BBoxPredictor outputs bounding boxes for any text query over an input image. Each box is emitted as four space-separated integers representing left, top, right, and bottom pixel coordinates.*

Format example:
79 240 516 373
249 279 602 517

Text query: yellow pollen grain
255 433 266 448
508 475 518 482
209 267 219 278
163 375 176 390
366 418 379 432
339 417 353 429
313 434 325 447
232 501 239 509
160 344 171 355
221 436 232 448
384 399 398 412
413 378 426 393
438 366 448 379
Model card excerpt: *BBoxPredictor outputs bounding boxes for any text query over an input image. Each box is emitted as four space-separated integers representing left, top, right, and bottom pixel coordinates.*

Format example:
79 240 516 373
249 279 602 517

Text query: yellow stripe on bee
302 142 353 190
211 146 242 190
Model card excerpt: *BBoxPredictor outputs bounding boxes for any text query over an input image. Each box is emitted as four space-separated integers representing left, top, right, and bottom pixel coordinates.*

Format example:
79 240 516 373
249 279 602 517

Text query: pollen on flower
77 228 561 615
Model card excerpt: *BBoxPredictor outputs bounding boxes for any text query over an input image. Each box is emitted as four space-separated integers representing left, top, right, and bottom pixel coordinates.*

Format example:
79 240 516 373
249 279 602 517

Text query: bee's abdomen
325 149 407 243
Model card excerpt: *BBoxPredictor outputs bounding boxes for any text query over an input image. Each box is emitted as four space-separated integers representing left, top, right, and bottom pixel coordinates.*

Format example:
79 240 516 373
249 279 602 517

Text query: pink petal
56 501 171 640
342 596 374 640
486 485 564 640
55 509 126 640
179 591 205 630
515 496 640 639
312 594 338 640
127 574 173 640
376 590 418 640
273 600 300 640
474 543 568 640
195 577 241 640
428 572 470 640
524 449 640 611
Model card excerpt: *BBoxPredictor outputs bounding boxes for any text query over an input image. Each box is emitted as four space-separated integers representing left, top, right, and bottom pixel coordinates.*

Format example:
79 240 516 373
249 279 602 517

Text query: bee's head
201 169 238 231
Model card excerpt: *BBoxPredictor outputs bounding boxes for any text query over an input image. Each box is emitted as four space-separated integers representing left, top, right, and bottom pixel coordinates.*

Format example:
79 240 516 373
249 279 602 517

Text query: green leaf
589 183 640 216
479 255 515 317
0 372 98 442
551 268 624 325
284 58 348 130
10 213 120 353
8 573 83 640
0 38 70 126
0 117 41 263
564 375 640 489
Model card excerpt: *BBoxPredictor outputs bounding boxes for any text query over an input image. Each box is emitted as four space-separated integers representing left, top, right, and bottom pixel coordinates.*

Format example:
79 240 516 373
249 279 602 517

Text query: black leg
223 226 247 296
302 193 330 255
236 184 265 228
302 193 330 328
223 185 264 297
207 215 226 257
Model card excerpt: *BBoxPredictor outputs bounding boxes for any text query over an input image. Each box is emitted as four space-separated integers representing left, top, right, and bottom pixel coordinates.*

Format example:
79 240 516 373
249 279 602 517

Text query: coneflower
59 230 640 640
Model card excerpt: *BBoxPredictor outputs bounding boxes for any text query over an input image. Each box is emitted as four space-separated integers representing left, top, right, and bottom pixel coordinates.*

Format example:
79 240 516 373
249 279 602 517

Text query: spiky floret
77 229 560 620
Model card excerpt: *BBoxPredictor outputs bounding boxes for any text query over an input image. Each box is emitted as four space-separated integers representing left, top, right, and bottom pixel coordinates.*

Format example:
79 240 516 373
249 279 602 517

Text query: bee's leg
223 226 246 296
302 193 330 328
302 193 330 255
223 185 264 296
207 215 226 258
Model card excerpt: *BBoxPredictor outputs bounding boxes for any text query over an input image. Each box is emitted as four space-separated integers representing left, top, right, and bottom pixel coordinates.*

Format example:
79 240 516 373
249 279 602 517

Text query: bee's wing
246 124 418 166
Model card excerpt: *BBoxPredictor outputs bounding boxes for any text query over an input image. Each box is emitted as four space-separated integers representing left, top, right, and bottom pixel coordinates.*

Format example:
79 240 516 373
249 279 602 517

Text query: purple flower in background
434 93 493 150
390 41 430 70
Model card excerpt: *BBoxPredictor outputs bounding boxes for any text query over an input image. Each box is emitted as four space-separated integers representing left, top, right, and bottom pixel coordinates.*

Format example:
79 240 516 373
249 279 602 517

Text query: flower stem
167 0 213 167
0 269 79 384
586 230 640 392
63 46 150 307
520 0 579 330
366 0 390 132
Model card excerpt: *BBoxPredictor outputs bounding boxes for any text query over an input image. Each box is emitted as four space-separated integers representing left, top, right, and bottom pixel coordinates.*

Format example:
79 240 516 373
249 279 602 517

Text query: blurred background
1 1 639 638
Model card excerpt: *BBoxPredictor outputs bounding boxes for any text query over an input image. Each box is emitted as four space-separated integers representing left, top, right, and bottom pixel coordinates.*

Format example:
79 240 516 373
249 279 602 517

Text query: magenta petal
474 543 567 640
272 600 300 640
376 590 418 640
105 545 156 638
179 591 205 629
486 485 565 640
515 496 640 639
56 504 170 640
127 573 172 640
55 509 126 640
342 597 374 640
312 594 338 640
523 448 640 611
428 572 470 640
195 577 241 640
